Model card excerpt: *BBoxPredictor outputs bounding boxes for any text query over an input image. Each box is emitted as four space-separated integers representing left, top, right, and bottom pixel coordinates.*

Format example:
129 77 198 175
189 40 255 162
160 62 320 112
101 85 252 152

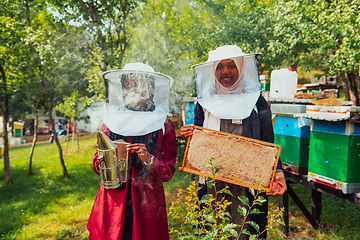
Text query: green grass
1 135 360 239
0 134 99 239
268 184 360 239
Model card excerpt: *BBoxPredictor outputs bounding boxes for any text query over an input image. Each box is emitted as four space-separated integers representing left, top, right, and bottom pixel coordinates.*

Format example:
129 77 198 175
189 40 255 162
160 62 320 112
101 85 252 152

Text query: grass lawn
1 134 360 239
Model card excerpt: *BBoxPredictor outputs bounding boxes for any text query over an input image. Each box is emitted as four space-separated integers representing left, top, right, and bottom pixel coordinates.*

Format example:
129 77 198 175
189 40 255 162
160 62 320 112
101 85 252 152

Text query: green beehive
308 131 360 183
15 129 22 137
294 106 360 193
14 122 23 137
275 134 309 168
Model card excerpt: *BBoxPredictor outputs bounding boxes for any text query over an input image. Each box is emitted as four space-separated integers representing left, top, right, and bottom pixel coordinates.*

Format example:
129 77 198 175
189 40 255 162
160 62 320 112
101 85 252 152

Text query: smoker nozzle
97 131 117 150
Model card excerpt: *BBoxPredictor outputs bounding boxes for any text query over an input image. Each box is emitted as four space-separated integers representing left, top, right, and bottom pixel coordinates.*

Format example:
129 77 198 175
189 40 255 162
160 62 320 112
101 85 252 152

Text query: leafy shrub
168 157 284 240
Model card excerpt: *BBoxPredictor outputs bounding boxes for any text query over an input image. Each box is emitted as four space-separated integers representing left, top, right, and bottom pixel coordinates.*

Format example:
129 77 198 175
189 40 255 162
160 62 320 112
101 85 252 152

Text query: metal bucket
97 131 131 189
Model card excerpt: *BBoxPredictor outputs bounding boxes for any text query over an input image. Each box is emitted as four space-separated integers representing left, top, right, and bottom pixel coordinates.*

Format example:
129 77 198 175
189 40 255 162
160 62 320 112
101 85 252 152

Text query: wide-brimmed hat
98 62 173 136
193 45 260 67
101 62 173 86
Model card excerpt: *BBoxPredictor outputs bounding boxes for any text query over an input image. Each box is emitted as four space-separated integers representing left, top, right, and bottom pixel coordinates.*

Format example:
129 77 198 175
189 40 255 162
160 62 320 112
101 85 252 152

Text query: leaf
237 196 249 206
200 194 210 204
242 229 251 236
186 213 194 221
229 229 238 237
246 221 260 232
237 206 247 217
254 196 267 205
249 208 263 215
249 234 258 240
219 188 233 196
249 188 255 197
223 223 238 232
178 232 196 239
276 218 285 226
204 215 217 224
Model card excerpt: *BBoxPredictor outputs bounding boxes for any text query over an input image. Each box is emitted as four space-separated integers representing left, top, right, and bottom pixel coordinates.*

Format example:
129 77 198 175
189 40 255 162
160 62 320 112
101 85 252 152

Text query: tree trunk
72 123 75 151
48 107 69 177
65 122 69 153
341 75 351 101
291 59 299 72
345 72 359 106
0 61 13 183
76 122 80 150
2 111 12 183
28 107 38 176
10 118 14 137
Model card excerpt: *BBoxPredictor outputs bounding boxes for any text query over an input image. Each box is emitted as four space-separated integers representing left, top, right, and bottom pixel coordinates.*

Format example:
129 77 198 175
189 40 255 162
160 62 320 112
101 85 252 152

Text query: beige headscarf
213 56 245 95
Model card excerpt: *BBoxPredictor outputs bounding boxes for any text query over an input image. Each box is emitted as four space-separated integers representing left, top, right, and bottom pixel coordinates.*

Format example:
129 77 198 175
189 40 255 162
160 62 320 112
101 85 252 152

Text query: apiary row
272 104 360 194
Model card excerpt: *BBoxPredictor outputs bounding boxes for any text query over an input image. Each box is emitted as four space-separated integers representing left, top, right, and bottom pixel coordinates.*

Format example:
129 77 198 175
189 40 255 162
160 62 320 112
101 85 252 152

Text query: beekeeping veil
193 45 261 120
101 63 173 136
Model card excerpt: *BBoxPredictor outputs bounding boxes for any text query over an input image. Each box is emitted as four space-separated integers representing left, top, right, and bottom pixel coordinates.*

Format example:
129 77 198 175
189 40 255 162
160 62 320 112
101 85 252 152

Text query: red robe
87 117 176 240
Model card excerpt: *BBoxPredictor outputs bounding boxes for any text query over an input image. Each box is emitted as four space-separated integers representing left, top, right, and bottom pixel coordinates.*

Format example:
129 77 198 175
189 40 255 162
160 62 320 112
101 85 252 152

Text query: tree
124 0 216 113
50 0 143 101
16 59 49 176
273 0 360 104
18 1 88 177
25 25 90 176
133 0 360 106
56 90 94 152
0 1 29 183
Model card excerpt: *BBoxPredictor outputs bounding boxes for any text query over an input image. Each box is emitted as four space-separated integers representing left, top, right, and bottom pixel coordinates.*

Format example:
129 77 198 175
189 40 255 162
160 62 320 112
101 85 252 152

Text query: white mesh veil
193 45 261 120
100 63 173 136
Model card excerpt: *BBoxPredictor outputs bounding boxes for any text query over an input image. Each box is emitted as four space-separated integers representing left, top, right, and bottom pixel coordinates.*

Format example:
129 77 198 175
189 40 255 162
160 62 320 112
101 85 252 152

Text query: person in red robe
87 63 177 240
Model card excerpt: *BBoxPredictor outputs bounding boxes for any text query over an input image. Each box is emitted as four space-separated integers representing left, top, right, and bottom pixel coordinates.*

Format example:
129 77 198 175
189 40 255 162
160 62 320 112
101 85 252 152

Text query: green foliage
169 181 237 239
126 0 359 94
272 0 360 76
82 67 106 100
124 0 202 113
168 157 284 240
0 3 26 102
7 0 91 116
56 90 95 122
51 0 143 71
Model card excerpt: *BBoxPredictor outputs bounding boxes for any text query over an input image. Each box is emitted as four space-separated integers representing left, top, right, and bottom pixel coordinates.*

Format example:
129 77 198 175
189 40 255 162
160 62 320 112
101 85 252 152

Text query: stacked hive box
272 104 311 175
295 106 360 194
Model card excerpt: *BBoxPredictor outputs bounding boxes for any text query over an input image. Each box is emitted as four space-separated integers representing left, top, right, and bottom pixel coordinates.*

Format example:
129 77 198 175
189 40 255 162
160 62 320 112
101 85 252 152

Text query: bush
168 157 284 240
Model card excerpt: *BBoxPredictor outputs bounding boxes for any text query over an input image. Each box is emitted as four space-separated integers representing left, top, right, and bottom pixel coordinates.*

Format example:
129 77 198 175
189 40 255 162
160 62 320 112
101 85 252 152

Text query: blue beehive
274 116 310 138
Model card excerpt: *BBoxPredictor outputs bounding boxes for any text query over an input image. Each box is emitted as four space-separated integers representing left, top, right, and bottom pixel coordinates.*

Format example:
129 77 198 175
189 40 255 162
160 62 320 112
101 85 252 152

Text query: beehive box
273 115 310 174
308 120 360 183
295 106 360 193
273 115 310 138
274 134 309 175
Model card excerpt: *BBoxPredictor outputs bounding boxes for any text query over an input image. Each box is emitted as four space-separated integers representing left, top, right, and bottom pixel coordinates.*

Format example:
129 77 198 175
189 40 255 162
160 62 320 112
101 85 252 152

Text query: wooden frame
179 126 282 191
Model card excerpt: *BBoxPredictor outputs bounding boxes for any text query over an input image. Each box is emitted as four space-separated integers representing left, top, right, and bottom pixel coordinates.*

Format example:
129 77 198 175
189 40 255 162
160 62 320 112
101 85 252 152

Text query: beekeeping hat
206 45 259 62
192 45 261 120
98 62 174 136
